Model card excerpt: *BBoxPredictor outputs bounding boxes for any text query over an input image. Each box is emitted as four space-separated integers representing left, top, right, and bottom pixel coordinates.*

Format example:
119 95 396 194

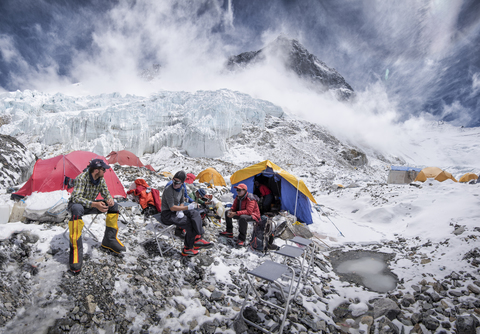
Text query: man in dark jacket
219 183 260 246
161 170 213 256
68 159 126 274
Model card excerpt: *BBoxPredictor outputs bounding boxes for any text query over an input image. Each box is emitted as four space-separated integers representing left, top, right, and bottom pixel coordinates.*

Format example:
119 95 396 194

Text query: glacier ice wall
0 89 283 158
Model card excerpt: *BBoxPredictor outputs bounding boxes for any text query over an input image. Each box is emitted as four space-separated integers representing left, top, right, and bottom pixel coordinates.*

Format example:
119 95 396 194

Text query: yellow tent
230 160 317 204
414 167 458 182
458 172 478 183
195 167 226 186
158 171 173 178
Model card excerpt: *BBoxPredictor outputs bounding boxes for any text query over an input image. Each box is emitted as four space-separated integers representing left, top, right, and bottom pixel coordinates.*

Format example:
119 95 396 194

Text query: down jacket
231 192 261 222
127 179 162 212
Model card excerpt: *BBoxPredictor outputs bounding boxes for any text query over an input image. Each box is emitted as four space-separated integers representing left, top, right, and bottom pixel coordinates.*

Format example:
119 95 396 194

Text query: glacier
0 89 283 158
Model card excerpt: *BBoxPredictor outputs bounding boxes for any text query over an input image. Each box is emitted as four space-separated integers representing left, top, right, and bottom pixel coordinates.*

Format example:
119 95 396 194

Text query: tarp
458 173 478 183
388 166 422 184
414 167 458 182
14 151 126 199
195 168 226 186
185 173 196 184
106 150 144 168
230 160 317 225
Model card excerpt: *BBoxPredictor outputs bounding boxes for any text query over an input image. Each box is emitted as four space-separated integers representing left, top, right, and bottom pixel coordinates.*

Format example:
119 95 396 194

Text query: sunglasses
236 188 245 193
173 180 183 185
100 167 106 172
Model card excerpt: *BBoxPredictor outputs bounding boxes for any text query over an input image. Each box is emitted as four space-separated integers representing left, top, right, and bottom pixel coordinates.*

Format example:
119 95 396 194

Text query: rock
377 317 399 334
467 284 480 294
455 315 480 334
313 284 323 298
206 285 216 292
233 316 249 334
402 293 415 307
453 226 465 235
333 302 350 319
423 315 440 331
86 295 97 314
189 319 198 330
198 256 215 267
200 320 216 334
373 298 400 320
411 313 423 325
210 290 224 302
301 317 318 331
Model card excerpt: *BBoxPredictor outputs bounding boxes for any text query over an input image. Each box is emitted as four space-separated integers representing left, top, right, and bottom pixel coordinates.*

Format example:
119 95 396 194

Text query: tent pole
62 155 65 191
294 178 299 220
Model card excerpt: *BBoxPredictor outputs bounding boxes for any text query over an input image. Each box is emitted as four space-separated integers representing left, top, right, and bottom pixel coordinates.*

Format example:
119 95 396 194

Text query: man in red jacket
219 183 260 246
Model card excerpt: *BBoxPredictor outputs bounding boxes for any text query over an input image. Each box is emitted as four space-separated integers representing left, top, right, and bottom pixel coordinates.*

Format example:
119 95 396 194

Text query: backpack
249 215 277 252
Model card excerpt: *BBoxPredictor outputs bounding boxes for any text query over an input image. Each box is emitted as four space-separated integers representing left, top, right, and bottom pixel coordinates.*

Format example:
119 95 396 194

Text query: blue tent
230 160 317 225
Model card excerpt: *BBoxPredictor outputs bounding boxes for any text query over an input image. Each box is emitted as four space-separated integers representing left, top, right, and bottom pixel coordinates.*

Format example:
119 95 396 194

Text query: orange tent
414 167 457 182
195 168 226 186
458 173 478 183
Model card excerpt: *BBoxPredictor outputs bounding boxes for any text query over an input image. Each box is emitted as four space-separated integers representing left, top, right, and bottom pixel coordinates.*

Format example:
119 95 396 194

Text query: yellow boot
101 213 126 253
69 217 84 272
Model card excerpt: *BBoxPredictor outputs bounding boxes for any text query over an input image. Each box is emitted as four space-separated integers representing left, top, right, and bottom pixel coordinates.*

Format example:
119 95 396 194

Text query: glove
176 211 185 218
188 203 196 210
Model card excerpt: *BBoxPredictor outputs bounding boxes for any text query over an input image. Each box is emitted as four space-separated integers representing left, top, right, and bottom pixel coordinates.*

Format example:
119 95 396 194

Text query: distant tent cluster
387 165 478 184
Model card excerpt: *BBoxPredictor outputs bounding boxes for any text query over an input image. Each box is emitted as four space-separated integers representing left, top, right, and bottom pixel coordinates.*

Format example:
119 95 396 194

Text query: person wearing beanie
161 170 213 256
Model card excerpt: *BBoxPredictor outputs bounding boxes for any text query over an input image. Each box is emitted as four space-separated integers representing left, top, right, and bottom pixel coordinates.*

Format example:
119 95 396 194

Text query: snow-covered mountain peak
226 35 355 101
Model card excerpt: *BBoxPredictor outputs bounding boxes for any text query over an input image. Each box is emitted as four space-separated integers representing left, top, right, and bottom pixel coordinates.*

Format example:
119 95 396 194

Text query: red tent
185 173 196 184
106 150 144 168
144 164 155 172
14 151 126 199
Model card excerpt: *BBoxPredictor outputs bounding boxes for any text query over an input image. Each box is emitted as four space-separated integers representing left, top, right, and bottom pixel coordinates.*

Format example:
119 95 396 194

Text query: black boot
101 213 126 253
69 217 84 273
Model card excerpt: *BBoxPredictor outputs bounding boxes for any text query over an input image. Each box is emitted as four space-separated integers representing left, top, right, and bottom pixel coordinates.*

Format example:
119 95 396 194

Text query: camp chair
270 236 317 298
116 200 140 227
240 260 295 334
146 213 176 257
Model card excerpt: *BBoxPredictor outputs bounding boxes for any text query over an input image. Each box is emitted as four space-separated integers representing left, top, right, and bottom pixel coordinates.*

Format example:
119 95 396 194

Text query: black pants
68 202 119 219
261 194 273 213
161 209 204 249
225 210 254 242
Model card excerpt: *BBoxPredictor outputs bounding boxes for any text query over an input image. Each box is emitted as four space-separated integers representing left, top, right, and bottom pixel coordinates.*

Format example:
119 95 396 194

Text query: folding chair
116 200 140 227
147 213 176 257
270 236 317 298
63 212 104 242
240 260 295 334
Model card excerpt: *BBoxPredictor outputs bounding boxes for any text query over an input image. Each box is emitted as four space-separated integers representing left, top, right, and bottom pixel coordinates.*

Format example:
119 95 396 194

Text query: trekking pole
317 205 345 237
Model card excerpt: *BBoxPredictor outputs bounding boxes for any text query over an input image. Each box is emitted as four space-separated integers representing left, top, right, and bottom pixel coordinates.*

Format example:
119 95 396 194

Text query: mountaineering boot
102 213 126 253
69 217 85 273
194 234 214 249
181 247 199 257
218 231 233 238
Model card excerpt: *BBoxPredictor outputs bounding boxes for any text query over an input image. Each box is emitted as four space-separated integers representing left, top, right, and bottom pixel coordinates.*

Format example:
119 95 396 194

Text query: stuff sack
249 215 276 252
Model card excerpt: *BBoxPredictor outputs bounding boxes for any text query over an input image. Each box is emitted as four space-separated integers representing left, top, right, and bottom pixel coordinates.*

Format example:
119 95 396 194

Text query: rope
317 205 345 237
